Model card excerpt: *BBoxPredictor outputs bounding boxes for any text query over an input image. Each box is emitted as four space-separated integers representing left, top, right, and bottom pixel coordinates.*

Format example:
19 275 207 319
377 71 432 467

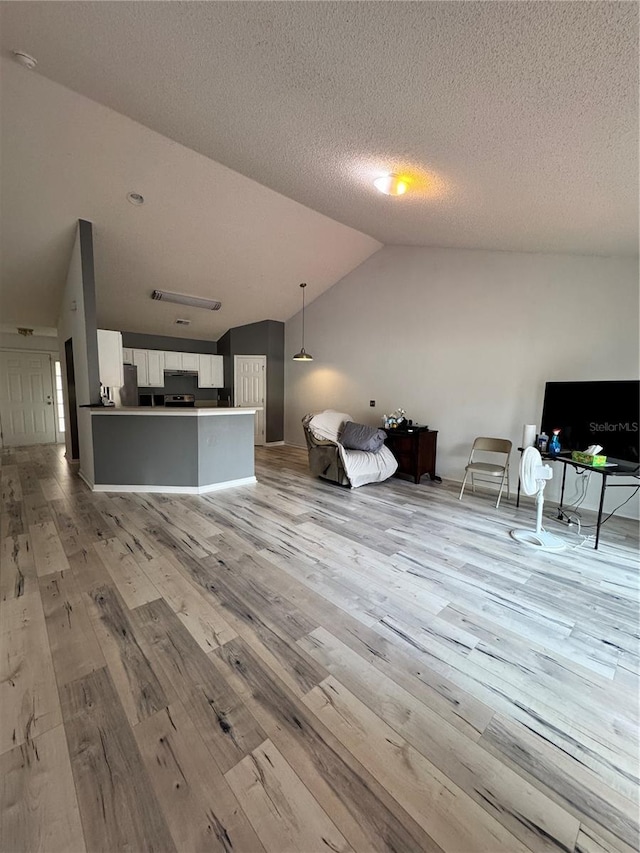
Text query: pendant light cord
293 282 313 360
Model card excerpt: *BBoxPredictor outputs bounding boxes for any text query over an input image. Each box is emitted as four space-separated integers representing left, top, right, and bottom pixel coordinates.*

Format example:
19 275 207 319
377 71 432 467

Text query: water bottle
548 429 561 455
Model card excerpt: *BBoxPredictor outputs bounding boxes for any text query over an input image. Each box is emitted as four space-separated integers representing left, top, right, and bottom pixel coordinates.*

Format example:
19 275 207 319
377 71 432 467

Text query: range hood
164 369 198 377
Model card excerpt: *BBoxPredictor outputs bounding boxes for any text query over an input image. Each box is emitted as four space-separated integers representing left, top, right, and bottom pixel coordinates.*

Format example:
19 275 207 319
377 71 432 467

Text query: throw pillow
339 421 386 453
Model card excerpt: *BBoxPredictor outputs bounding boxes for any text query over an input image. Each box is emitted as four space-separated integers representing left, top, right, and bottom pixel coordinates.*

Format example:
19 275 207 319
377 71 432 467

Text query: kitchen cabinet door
197 354 212 387
197 354 224 388
211 355 223 387
97 329 124 388
163 351 182 371
147 350 164 386
132 349 150 386
181 352 199 371
122 347 133 364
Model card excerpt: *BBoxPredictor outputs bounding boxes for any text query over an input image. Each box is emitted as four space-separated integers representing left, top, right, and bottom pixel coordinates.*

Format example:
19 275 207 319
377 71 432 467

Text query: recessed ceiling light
12 51 37 70
127 192 144 205
373 174 408 196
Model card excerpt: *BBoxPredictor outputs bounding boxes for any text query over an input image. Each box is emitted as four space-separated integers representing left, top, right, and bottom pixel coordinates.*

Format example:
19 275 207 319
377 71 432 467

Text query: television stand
516 449 639 549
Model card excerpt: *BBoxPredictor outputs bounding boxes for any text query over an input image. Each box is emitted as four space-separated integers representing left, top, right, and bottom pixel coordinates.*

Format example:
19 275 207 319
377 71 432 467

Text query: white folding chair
459 436 512 508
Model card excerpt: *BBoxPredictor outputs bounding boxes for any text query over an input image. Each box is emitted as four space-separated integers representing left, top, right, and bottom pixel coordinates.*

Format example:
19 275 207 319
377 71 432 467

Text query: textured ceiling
1 1 637 258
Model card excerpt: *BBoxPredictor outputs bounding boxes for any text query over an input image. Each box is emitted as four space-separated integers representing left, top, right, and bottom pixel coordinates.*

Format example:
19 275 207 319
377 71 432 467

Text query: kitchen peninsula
88 407 257 493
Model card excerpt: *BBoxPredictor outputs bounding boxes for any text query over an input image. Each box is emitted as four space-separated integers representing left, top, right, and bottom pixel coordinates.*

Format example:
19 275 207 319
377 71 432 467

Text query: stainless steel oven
163 394 196 408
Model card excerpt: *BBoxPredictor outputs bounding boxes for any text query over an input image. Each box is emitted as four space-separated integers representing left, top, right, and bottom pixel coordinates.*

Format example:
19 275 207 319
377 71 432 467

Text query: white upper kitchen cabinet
132 349 150 387
128 349 164 387
97 330 124 388
126 347 219 387
122 347 133 364
197 354 224 388
147 350 164 386
163 351 182 371
163 350 202 373
181 352 200 371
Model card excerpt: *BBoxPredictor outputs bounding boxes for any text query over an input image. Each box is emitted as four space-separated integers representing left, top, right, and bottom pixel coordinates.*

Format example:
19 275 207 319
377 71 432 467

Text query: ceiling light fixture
127 192 144 205
151 290 222 311
292 282 313 362
373 174 408 196
13 51 37 70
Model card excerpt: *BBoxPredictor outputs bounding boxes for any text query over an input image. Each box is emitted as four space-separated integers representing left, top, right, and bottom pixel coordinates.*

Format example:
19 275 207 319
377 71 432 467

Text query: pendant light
293 282 313 361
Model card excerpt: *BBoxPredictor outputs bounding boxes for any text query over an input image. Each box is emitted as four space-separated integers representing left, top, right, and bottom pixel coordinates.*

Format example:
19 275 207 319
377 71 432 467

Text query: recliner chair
302 412 397 488
302 413 350 485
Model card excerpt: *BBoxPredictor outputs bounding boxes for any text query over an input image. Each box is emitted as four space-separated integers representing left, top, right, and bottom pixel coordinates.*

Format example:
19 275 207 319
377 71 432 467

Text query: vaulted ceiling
1 1 637 339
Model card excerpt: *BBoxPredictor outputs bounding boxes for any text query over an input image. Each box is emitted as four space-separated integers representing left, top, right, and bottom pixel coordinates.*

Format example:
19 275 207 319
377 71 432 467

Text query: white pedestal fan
511 447 566 552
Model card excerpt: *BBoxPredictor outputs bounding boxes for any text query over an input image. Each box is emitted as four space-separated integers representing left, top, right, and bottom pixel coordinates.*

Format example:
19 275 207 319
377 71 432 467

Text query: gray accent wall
121 332 217 354
217 319 284 442
266 320 285 442
216 328 231 396
79 220 100 404
57 219 100 480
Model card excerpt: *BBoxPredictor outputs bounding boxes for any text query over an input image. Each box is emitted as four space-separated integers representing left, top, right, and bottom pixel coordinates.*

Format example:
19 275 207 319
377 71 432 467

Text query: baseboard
265 440 285 446
78 470 94 490
90 476 257 494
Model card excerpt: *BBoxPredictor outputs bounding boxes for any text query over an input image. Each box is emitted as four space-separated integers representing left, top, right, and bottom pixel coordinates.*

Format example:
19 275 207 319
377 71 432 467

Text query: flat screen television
541 380 639 465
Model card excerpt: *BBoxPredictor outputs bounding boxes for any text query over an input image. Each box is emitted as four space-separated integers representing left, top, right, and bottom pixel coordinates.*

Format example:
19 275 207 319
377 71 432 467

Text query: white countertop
90 407 260 416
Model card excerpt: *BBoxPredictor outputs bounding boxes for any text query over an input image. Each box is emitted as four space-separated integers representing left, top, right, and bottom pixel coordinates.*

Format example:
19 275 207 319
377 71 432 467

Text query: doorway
0 350 56 447
234 355 266 446
65 338 80 460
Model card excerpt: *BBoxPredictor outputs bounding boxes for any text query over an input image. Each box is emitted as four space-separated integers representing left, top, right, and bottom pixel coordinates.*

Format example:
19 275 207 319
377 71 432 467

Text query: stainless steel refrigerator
118 363 138 407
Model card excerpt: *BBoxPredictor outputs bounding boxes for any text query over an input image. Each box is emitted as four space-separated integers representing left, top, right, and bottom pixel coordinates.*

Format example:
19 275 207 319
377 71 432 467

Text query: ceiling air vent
151 290 222 311
175 318 191 326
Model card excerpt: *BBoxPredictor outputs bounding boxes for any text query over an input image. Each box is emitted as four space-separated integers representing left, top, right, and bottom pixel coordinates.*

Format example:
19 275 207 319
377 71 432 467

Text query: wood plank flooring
1 443 638 853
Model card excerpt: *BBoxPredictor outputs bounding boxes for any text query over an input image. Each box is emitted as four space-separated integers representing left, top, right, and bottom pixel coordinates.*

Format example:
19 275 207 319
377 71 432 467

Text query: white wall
0 333 58 352
57 222 99 483
285 246 639 518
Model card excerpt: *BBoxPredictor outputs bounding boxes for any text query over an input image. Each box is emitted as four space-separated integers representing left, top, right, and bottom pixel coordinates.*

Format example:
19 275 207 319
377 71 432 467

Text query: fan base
510 528 566 552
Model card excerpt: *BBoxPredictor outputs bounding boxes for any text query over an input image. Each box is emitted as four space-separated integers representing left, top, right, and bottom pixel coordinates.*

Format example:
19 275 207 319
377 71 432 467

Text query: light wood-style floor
1 443 638 853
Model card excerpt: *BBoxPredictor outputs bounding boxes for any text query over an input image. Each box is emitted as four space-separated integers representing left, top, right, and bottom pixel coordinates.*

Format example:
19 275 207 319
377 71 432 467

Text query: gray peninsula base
90 408 256 493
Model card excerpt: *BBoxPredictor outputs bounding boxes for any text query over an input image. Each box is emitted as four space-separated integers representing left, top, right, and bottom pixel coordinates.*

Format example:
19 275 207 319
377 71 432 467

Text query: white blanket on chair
307 410 353 442
338 444 398 488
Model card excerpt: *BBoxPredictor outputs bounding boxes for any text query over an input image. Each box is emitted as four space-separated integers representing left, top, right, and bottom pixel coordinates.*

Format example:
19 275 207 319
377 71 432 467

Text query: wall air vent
175 318 191 326
151 290 222 311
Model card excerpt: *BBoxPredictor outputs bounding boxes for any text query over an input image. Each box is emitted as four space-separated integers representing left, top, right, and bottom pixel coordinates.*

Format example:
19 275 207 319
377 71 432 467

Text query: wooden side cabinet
383 427 440 484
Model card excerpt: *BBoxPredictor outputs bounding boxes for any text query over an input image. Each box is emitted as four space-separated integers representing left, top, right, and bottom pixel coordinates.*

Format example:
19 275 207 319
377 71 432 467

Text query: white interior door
234 355 266 445
0 351 56 447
